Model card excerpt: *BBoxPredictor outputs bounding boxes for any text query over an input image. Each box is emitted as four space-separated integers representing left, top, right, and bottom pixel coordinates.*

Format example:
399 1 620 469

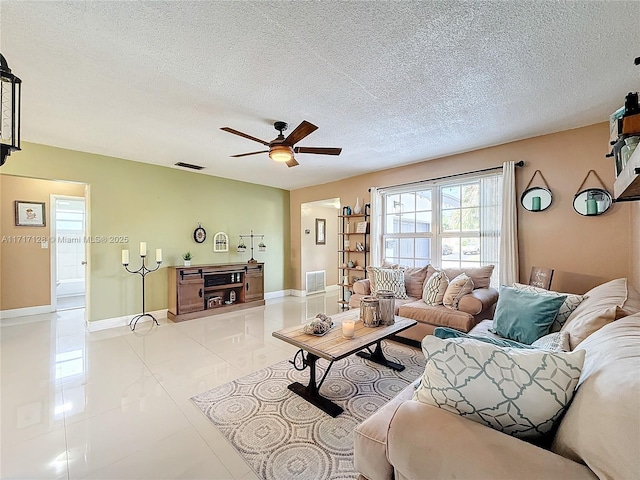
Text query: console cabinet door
178 276 204 314
245 265 264 302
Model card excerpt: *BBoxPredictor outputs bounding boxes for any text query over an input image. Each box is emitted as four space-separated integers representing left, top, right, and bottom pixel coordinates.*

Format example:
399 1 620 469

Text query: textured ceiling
1 1 639 190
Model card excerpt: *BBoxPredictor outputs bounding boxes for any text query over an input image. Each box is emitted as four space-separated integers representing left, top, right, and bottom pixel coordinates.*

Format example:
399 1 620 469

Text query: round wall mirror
521 187 552 212
573 188 613 216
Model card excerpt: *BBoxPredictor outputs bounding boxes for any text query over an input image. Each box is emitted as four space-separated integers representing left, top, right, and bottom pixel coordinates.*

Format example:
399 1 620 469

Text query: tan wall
1 142 291 322
300 203 339 290
631 201 640 290
291 123 630 294
0 176 86 310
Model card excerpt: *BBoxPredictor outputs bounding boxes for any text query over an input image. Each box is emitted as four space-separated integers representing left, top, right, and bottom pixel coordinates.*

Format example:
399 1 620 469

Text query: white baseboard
264 290 291 300
290 289 306 297
86 309 168 332
0 304 55 320
290 285 339 297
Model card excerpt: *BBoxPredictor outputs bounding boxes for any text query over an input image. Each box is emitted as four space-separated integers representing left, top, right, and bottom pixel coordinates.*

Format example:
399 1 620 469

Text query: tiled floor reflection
0 292 341 479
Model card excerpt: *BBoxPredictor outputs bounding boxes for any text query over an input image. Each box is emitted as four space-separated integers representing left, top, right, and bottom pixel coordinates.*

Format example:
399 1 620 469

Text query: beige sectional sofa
354 278 640 480
349 265 498 343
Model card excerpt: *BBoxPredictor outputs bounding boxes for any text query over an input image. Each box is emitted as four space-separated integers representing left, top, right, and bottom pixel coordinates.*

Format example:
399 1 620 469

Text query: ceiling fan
220 120 342 168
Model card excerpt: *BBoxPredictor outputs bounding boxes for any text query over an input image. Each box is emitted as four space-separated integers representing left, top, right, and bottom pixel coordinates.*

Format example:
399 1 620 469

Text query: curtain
480 175 502 287
499 161 519 286
369 187 383 266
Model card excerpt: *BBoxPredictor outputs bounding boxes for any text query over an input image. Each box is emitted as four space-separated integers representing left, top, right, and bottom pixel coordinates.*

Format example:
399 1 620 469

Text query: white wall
301 200 339 291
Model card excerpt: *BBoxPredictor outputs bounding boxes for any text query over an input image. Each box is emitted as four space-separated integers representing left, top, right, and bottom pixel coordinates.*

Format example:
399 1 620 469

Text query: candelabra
121 243 162 331
237 230 266 263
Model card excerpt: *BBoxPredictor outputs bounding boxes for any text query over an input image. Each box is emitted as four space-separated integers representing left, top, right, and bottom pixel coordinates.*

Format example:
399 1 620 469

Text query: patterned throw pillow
442 273 474 309
422 270 449 305
414 335 585 440
531 331 570 352
368 267 408 299
513 283 585 332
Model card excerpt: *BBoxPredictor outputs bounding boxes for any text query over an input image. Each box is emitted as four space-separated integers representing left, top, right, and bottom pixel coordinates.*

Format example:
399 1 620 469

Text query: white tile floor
1 292 342 480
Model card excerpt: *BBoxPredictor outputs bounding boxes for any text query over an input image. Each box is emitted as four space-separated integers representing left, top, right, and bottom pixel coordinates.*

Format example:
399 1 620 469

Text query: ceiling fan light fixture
269 144 294 163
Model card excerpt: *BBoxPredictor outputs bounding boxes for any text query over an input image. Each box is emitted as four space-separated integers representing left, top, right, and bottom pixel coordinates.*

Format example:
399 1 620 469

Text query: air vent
306 270 326 295
175 162 205 170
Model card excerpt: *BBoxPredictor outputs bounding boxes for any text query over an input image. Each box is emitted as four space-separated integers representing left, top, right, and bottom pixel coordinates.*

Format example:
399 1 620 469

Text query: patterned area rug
191 341 425 480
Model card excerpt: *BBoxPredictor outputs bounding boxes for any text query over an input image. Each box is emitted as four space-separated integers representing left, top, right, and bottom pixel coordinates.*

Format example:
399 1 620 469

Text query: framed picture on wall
15 201 46 227
315 218 326 245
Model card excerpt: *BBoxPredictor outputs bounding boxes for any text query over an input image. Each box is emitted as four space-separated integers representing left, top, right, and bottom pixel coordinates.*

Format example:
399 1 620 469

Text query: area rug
191 341 426 480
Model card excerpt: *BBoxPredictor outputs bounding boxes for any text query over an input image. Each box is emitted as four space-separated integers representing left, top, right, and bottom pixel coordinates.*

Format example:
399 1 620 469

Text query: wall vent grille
305 270 326 295
175 162 205 170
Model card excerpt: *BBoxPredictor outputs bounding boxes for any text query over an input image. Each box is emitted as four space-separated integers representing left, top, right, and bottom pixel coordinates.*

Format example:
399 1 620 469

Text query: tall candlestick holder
123 254 162 331
238 229 266 263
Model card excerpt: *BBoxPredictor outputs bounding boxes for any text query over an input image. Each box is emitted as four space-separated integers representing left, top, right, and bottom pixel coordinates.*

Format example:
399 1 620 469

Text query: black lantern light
0 53 22 167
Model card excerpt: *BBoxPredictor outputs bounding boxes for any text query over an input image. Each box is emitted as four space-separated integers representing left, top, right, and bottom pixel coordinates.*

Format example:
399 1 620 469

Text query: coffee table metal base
356 341 406 371
287 352 343 417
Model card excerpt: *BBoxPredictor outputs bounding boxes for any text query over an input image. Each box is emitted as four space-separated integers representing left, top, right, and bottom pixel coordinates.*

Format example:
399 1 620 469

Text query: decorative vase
184 260 191 267
354 197 362 215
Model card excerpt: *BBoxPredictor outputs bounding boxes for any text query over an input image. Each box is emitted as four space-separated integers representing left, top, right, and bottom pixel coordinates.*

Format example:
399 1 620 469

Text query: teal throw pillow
492 286 567 344
433 327 533 349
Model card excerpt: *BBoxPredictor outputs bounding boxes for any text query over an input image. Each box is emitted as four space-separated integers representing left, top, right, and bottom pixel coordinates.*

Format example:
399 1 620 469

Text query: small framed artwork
213 232 229 252
356 221 368 233
15 201 46 227
315 218 326 245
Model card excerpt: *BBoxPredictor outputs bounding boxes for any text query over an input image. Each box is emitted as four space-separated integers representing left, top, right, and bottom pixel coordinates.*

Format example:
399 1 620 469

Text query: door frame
50 192 90 321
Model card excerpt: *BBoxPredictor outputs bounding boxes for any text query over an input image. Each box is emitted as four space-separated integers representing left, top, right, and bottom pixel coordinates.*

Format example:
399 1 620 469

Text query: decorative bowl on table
303 314 334 335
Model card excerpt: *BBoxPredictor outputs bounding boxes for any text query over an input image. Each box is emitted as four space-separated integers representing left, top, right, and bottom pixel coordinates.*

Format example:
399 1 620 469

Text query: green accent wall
1 142 291 322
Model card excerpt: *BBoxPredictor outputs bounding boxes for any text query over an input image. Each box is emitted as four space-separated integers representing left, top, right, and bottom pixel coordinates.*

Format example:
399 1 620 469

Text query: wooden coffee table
272 310 417 417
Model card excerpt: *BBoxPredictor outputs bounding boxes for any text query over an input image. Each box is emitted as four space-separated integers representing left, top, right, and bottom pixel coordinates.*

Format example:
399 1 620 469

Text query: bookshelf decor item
121 242 163 331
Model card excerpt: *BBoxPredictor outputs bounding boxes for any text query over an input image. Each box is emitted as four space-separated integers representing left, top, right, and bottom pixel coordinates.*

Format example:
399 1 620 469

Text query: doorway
51 195 87 311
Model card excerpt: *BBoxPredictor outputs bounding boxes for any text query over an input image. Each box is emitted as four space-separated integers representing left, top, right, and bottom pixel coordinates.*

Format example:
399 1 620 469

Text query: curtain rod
368 160 524 192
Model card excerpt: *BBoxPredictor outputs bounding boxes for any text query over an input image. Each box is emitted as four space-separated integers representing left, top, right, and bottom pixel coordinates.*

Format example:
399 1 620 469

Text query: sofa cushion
402 265 430 298
621 283 640 315
561 278 630 349
367 267 408 299
422 269 449 305
415 335 585 440
352 278 370 295
513 282 585 332
492 286 567 344
443 273 474 309
531 331 571 352
552 314 640 480
442 265 494 289
434 326 532 349
398 301 475 332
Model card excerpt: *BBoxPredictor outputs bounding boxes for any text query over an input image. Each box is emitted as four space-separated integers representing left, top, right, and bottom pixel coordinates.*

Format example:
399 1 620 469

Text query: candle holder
123 252 162 331
238 229 266 263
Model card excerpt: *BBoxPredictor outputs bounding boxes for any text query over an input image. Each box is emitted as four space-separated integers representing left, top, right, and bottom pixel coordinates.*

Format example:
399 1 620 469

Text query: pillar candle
121 249 130 265
586 199 597 215
139 242 147 256
155 248 162 263
531 196 541 211
342 319 355 339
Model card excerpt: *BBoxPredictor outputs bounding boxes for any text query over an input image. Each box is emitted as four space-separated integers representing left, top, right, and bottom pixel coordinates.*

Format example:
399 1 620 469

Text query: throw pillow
513 282 585 332
492 286 567 344
422 270 449 305
403 265 430 298
531 331 570 352
368 267 408 299
433 326 532 349
414 335 585 440
442 273 474 309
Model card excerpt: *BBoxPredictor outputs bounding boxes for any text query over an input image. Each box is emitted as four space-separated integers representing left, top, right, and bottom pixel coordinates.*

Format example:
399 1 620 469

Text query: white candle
155 248 162 263
139 242 147 256
121 249 130 265
342 319 355 339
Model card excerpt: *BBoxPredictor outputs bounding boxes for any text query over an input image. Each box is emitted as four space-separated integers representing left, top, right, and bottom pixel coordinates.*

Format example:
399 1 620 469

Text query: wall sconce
0 53 22 167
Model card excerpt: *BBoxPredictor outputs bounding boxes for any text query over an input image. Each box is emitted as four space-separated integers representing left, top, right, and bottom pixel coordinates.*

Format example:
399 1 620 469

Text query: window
380 173 502 282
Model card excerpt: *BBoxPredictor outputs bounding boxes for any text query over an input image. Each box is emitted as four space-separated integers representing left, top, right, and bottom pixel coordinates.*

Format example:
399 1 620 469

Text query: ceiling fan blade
220 127 270 146
294 147 342 156
231 150 269 158
284 120 318 146
285 157 299 168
